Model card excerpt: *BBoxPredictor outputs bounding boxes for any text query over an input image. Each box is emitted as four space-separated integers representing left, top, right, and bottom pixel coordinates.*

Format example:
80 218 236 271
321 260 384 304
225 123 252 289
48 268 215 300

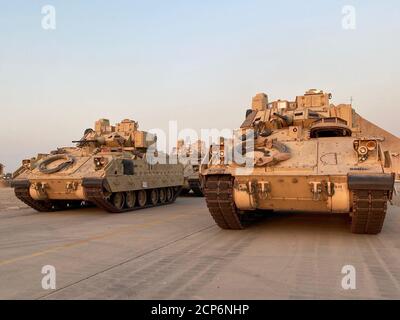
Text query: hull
233 175 350 213
233 173 394 213
180 163 204 197
12 161 184 213
203 174 394 234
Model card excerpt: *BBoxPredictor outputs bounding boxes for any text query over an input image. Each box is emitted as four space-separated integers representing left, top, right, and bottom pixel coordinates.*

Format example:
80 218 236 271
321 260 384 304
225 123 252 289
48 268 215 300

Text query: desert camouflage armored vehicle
172 140 205 196
0 163 9 188
11 119 184 213
201 89 398 234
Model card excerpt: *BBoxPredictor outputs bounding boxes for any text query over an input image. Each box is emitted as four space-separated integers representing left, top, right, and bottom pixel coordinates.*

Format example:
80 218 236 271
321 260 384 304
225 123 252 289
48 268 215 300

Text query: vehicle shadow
178 192 204 198
243 211 351 234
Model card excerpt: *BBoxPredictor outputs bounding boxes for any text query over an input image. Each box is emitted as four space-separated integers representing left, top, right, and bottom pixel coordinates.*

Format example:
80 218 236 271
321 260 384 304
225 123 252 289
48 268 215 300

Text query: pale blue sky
0 0 399 170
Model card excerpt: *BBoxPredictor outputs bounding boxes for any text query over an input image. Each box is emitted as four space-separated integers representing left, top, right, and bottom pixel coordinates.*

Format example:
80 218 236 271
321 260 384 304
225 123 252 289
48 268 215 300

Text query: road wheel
111 192 125 210
159 188 167 203
125 191 136 209
166 187 173 202
150 189 159 205
137 190 147 208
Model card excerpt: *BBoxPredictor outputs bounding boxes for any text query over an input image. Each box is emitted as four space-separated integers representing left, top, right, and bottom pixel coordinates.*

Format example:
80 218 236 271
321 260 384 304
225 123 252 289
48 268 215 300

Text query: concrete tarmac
0 188 399 299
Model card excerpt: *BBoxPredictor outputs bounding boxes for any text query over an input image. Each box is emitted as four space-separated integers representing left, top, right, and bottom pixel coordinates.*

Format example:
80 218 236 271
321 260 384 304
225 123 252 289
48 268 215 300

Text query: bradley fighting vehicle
201 90 399 234
0 163 9 188
172 140 205 196
11 119 184 213
0 163 4 186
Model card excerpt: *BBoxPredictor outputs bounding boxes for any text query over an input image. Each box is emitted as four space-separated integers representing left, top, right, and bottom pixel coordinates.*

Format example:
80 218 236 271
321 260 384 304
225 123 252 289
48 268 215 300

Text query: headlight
94 157 108 170
358 146 368 155
366 141 377 151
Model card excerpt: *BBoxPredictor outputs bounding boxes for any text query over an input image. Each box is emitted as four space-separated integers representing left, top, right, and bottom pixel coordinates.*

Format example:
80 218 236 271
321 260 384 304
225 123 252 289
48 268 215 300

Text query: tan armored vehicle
172 140 205 196
201 90 398 234
12 119 184 212
0 163 3 182
0 163 8 188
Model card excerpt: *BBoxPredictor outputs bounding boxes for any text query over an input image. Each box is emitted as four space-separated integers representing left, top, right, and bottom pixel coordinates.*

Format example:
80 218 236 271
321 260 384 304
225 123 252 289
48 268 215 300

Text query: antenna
350 96 353 105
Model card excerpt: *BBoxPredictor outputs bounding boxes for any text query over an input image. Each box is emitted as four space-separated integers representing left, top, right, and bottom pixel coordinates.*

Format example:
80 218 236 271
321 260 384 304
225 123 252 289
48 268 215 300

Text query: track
351 189 389 234
14 185 54 212
12 179 181 214
204 175 244 229
83 179 181 213
13 181 83 212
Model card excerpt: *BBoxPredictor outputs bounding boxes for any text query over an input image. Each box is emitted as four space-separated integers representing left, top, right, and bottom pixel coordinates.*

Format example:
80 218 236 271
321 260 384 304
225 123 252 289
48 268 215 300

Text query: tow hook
326 182 335 197
310 182 322 201
32 182 47 194
31 182 48 200
66 182 79 193
257 181 271 200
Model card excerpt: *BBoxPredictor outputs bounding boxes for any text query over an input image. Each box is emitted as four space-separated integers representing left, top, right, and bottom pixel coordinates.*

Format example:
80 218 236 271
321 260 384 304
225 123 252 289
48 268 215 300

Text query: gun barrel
72 139 98 143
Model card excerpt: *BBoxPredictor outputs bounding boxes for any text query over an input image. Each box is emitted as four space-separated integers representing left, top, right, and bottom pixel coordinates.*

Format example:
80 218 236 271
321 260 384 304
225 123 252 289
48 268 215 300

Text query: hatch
310 117 352 138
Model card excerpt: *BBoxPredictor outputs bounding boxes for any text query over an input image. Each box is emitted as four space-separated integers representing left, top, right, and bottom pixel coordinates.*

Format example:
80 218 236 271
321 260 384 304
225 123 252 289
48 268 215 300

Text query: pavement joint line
0 213 192 267
37 224 216 300
366 237 400 291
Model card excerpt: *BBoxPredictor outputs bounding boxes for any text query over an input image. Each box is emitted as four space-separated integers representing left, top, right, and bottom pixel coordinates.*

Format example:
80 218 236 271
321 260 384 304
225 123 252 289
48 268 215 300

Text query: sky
0 0 399 171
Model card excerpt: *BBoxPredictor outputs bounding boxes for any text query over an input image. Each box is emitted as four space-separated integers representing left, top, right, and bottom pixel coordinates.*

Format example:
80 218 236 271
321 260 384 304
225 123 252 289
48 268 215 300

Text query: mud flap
82 178 110 192
10 179 30 189
348 174 395 191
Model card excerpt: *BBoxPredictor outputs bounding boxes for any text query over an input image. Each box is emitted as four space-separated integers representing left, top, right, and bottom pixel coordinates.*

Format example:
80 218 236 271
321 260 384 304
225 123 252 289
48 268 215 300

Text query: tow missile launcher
12 119 184 212
201 90 397 234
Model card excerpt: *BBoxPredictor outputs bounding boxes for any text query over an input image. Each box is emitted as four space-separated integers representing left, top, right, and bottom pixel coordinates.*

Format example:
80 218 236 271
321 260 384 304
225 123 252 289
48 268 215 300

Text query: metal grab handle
38 155 75 174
